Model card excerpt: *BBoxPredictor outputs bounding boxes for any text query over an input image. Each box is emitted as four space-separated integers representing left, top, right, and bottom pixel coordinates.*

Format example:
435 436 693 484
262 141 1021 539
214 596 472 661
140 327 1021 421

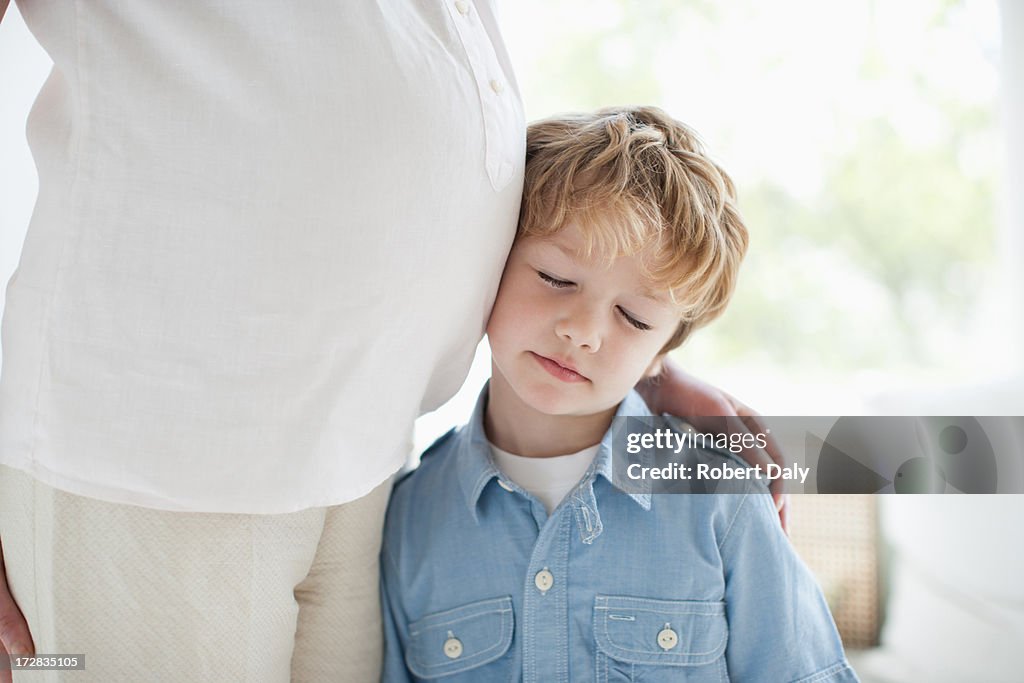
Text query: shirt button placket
522 513 570 683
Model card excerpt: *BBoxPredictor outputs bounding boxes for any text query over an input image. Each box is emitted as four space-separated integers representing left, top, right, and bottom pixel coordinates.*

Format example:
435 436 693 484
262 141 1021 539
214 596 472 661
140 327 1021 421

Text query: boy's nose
555 308 602 352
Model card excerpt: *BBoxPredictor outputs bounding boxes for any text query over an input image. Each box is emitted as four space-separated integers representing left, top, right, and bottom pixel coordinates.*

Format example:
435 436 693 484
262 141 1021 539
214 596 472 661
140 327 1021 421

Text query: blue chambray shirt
381 386 860 682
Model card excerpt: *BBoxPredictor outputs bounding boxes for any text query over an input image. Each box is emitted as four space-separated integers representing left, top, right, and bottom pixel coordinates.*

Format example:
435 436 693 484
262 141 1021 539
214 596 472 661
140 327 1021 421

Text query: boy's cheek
491 282 540 332
486 299 522 350
486 280 518 332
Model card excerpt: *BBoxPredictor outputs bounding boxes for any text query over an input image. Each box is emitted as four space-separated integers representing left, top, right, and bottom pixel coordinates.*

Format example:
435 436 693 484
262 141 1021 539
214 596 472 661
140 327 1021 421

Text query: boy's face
487 221 683 418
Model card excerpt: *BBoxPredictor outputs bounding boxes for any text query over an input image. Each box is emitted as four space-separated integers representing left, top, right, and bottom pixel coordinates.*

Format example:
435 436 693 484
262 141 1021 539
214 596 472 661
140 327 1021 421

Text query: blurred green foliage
509 0 999 374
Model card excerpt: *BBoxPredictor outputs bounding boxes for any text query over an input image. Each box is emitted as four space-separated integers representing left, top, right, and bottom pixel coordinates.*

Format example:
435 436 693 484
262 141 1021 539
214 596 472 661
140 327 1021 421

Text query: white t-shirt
0 1 525 513
490 443 600 515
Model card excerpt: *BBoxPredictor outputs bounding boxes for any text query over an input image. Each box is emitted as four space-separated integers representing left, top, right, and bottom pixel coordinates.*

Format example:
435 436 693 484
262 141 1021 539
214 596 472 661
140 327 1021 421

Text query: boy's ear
644 354 666 380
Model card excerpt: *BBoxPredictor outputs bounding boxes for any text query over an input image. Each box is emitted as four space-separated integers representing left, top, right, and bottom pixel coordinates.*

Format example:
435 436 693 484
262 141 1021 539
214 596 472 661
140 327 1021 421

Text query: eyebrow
550 240 578 260
637 286 671 304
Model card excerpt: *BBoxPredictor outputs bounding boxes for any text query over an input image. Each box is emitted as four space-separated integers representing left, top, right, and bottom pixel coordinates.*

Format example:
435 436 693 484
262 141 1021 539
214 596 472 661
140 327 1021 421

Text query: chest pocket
406 596 514 680
594 596 728 682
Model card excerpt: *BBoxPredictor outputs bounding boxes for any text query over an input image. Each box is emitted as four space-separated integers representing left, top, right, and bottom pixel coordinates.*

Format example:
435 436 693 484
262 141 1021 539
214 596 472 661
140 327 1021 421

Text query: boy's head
487 106 748 417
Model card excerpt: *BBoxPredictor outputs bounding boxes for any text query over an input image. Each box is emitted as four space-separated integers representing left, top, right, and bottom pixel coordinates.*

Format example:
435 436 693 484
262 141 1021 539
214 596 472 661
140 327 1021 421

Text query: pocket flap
406 596 514 678
594 595 727 666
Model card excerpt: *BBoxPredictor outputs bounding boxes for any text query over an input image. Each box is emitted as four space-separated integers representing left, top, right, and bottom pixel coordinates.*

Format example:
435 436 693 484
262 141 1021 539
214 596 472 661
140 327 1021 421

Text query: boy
380 107 858 682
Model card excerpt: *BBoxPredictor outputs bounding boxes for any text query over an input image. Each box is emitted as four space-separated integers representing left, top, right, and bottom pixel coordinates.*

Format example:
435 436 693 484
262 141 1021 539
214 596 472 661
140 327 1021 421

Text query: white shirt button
497 479 514 492
657 627 679 651
534 568 554 593
489 79 504 94
443 636 463 659
454 0 470 15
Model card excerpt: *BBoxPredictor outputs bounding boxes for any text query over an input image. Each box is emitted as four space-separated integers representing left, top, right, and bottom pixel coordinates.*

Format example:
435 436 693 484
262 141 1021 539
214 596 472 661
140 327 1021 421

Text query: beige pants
0 465 391 682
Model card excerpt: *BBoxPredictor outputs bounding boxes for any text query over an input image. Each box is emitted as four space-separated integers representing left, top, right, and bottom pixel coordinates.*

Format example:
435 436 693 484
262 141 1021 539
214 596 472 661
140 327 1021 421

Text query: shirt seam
717 487 753 552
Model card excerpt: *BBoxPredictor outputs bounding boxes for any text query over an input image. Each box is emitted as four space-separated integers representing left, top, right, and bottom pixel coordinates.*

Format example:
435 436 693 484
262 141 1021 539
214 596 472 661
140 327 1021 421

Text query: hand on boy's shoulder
676 416 772 496
661 414 770 479
639 359 789 530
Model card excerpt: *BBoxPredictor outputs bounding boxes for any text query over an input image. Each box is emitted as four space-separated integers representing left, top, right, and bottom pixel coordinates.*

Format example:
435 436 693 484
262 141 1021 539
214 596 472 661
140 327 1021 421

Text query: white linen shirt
0 1 525 513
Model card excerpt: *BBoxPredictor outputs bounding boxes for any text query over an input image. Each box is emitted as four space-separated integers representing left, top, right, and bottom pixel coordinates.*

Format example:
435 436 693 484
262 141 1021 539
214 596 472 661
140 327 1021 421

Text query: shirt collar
455 382 653 521
454 384 504 521
592 389 653 511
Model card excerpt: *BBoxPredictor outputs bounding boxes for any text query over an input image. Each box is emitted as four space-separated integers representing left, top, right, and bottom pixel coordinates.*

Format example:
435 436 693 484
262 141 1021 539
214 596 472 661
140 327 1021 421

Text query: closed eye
537 271 574 288
618 307 652 331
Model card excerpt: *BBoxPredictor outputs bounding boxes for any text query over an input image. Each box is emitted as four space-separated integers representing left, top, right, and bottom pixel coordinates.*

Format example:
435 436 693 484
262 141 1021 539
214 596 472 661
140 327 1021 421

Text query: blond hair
520 106 748 350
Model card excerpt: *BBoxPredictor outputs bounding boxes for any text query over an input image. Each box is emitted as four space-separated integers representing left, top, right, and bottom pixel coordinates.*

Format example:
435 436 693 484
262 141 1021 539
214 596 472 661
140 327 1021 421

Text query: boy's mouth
530 352 589 383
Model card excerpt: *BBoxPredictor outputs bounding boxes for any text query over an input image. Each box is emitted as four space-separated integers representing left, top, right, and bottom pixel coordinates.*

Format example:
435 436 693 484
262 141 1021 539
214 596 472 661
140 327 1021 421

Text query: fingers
662 377 790 530
0 537 35 683
728 399 791 510
723 414 776 472
776 493 790 535
731 401 786 467
704 395 790 528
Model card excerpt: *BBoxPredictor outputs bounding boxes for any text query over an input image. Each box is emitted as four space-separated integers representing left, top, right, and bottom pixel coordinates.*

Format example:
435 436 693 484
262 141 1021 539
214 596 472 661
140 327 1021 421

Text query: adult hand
0 537 34 683
637 358 789 532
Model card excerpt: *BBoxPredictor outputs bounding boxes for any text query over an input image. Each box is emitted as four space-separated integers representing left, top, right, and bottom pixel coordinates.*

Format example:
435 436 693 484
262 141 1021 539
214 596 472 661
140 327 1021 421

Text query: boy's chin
518 383 601 417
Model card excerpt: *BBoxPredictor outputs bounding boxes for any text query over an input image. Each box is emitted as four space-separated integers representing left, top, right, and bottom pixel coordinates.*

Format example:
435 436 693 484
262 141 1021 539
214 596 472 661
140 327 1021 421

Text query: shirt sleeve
719 489 861 683
381 546 414 683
